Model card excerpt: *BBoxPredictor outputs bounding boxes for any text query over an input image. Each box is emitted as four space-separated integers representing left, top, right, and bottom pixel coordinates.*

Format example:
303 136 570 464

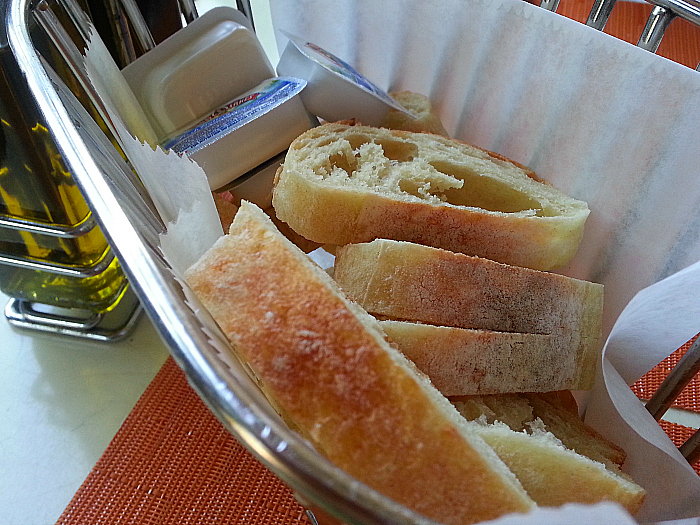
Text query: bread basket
7 0 700 522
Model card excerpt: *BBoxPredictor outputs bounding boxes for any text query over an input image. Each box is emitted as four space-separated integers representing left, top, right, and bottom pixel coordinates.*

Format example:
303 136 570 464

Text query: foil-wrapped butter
162 77 316 197
276 32 413 127
122 6 274 142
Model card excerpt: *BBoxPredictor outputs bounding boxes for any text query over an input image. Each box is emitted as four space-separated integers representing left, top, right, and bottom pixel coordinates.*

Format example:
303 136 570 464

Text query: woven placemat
632 335 700 411
56 356 310 525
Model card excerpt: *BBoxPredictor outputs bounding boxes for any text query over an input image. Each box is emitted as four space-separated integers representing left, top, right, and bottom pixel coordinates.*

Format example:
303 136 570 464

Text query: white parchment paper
85 29 223 275
270 0 700 522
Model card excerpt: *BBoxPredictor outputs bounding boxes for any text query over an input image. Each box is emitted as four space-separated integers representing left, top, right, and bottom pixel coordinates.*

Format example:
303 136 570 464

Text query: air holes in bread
430 161 543 214
327 151 356 176
343 135 418 163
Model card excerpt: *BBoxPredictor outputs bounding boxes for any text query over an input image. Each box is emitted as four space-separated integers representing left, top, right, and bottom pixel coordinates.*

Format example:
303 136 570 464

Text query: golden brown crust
272 123 589 270
451 393 644 513
381 91 449 136
451 392 626 469
184 202 533 525
264 205 321 254
379 320 593 395
469 425 645 513
536 390 579 415
524 393 627 468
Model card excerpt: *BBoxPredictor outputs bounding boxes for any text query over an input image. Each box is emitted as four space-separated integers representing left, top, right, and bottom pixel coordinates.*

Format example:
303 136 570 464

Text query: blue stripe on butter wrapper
163 77 306 155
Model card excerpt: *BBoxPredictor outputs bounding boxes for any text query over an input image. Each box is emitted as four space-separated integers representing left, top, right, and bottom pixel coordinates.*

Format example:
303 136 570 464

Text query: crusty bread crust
464 421 646 513
379 320 595 395
381 91 449 136
272 123 589 270
524 393 627 468
451 393 627 469
334 239 603 391
184 202 533 524
451 395 645 513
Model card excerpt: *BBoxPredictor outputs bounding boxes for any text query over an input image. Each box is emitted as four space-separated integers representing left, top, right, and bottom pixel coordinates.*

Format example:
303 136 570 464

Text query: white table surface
0 5 278 524
0 291 169 525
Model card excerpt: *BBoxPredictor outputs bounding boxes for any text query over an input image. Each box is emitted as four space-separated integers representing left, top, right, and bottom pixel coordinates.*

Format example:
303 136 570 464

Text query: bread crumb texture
273 123 589 270
453 393 645 513
291 123 579 217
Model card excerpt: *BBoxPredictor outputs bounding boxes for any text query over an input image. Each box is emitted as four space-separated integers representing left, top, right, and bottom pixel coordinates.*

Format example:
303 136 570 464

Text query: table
0 291 169 525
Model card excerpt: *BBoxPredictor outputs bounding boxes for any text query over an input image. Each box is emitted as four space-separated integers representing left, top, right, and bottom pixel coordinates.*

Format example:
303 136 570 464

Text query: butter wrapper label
162 77 306 155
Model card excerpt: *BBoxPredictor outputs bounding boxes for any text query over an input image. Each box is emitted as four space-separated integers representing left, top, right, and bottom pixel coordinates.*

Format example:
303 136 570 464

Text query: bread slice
526 392 627 467
378 320 595 394
451 394 645 513
451 393 627 468
212 191 238 231
271 123 589 270
381 91 449 136
184 201 534 525
334 239 603 390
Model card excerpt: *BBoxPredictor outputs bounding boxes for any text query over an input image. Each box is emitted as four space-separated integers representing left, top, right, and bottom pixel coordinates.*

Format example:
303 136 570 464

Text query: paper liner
85 28 224 276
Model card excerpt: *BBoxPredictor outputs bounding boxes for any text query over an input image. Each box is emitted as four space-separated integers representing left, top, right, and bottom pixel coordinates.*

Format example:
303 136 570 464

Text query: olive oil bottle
0 0 137 326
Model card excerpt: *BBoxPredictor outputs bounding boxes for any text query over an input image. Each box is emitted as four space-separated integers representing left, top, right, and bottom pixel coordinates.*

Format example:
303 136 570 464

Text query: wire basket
6 0 700 522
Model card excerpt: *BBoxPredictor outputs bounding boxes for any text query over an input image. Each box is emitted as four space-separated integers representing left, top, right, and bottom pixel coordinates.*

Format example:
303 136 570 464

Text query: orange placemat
631 335 700 475
632 335 700 411
56 356 310 525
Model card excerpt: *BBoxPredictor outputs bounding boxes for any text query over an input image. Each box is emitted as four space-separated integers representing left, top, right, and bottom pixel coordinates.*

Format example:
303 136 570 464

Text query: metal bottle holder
0 0 156 340
0 0 257 341
4 0 700 522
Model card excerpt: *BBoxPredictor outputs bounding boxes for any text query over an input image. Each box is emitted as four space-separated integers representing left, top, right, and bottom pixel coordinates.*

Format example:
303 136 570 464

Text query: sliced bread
184 201 534 525
334 238 604 390
451 394 645 513
379 320 595 394
380 91 449 136
271 123 589 270
451 393 627 468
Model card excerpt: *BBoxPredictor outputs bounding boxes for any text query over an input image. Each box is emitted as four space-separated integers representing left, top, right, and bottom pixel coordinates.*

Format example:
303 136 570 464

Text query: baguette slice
272 123 589 270
335 239 603 390
451 395 645 513
379 320 595 395
451 393 627 469
184 201 534 525
381 91 449 136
